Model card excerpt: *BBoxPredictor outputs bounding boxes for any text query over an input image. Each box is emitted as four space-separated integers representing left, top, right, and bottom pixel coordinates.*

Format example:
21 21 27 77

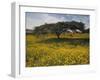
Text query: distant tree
33 21 85 39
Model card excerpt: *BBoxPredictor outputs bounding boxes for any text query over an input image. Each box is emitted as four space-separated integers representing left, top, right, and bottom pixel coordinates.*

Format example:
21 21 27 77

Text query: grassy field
26 33 89 67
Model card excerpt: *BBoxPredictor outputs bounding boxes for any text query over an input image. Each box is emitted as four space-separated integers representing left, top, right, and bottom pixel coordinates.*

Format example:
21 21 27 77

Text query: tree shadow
37 38 89 46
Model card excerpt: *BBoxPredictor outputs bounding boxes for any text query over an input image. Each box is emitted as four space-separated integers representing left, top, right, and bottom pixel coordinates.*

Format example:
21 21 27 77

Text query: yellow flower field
26 33 89 67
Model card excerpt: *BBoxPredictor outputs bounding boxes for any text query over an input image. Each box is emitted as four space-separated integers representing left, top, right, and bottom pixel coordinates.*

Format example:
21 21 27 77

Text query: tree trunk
56 34 60 39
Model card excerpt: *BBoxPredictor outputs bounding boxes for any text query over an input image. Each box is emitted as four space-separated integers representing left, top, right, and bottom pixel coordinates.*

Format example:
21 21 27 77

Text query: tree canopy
33 21 86 39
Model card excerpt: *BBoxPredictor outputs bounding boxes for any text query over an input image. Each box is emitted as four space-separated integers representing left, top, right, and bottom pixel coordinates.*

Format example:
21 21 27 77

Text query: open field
26 33 89 67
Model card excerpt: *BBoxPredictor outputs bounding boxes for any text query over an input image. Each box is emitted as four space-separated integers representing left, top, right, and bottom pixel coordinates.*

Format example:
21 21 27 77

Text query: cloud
42 14 66 24
26 12 89 30
26 13 66 29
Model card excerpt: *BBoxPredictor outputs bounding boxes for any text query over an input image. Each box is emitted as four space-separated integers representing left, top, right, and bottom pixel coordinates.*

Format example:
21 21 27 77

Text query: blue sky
25 12 90 30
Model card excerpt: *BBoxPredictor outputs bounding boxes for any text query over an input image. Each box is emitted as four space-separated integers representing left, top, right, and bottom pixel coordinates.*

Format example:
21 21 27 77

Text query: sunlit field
26 33 89 67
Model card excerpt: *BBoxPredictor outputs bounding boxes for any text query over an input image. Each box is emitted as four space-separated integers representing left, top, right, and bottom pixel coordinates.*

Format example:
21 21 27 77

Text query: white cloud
42 14 66 24
26 13 89 30
26 13 66 29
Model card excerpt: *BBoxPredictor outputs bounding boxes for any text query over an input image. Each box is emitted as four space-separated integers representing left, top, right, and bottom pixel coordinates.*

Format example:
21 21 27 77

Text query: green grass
26 33 89 67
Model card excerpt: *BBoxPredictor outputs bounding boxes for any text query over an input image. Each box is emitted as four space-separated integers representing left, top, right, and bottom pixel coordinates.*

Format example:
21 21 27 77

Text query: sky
25 12 90 30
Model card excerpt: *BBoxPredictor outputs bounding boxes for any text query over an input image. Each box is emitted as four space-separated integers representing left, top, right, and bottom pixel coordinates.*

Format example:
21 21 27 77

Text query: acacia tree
33 21 85 39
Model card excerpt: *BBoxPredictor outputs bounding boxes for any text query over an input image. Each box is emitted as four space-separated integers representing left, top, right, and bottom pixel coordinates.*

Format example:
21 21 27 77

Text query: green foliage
33 21 85 39
26 33 89 67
